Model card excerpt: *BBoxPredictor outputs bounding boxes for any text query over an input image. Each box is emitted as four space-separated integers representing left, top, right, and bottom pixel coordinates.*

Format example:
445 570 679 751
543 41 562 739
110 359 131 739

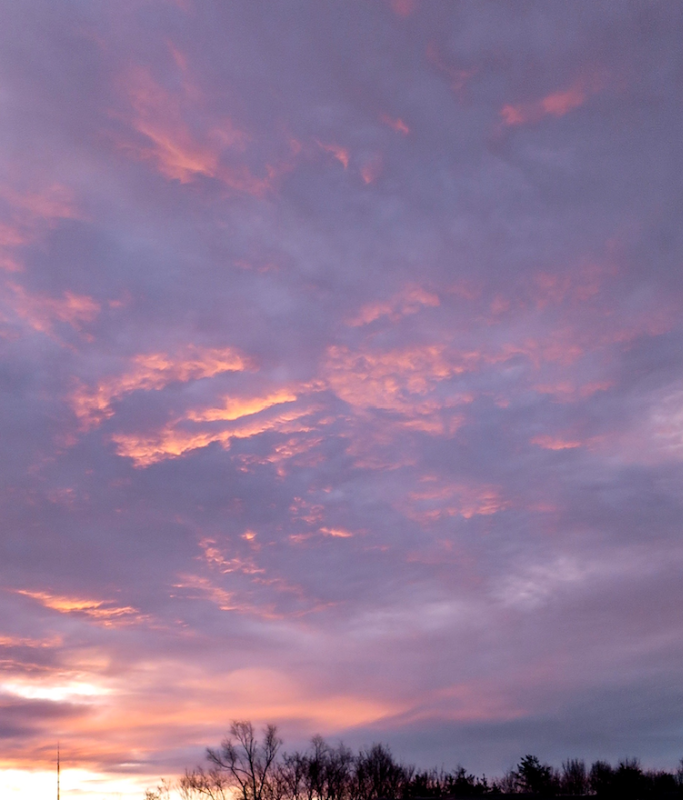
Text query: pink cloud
8 284 100 334
499 77 602 128
380 113 410 135
388 0 417 19
316 140 350 169
348 284 439 327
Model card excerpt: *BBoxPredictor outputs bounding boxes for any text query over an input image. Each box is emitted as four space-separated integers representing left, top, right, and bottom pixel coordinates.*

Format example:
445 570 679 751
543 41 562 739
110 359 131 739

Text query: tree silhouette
147 721 683 800
560 760 588 796
589 761 614 798
352 743 412 800
512 755 557 796
206 721 282 800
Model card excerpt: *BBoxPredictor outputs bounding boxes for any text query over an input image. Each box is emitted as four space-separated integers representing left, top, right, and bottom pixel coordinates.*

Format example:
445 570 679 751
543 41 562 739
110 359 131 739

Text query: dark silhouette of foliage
589 761 615 798
512 755 557 796
276 736 354 800
612 759 645 800
407 766 490 798
560 760 588 796
154 720 683 800
352 743 412 800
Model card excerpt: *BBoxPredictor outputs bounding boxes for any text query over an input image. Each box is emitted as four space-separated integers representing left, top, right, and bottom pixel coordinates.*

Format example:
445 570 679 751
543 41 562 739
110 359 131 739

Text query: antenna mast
57 743 60 800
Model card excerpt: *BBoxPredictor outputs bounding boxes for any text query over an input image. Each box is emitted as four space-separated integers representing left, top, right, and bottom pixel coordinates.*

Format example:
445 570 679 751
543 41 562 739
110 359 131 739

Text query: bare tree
273 750 309 800
207 721 282 800
352 743 412 800
323 741 354 800
494 769 518 794
144 778 174 800
179 766 231 800
560 760 588 796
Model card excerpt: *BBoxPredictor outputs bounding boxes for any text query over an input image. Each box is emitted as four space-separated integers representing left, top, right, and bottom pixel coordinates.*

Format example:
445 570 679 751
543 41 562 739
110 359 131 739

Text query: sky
1 1 683 797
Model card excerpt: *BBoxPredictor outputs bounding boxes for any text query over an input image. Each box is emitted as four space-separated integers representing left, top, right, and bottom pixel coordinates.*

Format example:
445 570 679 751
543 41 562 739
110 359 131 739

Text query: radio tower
57 743 60 800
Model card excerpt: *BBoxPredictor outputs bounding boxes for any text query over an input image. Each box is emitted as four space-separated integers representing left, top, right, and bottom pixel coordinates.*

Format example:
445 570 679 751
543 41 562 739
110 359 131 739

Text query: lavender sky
1 1 683 797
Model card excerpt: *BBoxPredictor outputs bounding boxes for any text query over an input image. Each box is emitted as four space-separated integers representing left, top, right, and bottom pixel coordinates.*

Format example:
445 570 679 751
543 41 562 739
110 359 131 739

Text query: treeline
146 721 683 800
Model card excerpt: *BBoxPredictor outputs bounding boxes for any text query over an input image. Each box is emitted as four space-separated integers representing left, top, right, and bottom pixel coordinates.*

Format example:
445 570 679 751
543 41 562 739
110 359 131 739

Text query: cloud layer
1 1 682 796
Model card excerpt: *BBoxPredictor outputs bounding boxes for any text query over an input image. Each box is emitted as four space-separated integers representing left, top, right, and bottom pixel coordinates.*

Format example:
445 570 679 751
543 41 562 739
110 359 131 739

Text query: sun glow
0 768 153 800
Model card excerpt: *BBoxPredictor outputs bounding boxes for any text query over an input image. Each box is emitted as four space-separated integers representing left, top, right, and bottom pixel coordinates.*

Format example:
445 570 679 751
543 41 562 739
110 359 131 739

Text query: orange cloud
500 78 598 128
16 590 145 627
324 344 472 412
174 573 264 615
71 345 247 429
118 65 275 195
122 65 219 182
112 405 314 466
0 634 61 648
199 538 264 576
187 389 297 422
319 527 353 538
348 284 439 327
108 385 321 467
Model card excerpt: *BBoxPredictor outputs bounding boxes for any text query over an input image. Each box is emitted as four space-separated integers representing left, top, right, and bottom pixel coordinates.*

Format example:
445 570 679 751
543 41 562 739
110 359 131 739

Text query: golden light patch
117 64 279 195
71 345 247 429
319 527 353 538
113 405 314 466
187 389 297 421
15 590 145 627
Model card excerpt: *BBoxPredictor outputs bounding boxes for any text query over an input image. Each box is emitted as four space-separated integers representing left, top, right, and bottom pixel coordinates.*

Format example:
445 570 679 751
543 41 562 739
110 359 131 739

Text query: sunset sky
1 2 683 798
